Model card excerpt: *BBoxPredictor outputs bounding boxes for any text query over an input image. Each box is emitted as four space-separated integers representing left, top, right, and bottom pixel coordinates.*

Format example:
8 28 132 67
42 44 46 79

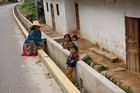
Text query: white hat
30 20 42 30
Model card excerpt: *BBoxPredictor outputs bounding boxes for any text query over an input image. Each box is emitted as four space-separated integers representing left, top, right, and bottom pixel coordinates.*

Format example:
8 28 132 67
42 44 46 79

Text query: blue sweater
72 41 78 47
24 30 42 47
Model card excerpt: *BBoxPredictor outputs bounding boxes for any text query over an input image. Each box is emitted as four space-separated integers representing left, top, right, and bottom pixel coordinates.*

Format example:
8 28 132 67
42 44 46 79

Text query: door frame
50 3 56 31
75 3 80 31
125 16 140 73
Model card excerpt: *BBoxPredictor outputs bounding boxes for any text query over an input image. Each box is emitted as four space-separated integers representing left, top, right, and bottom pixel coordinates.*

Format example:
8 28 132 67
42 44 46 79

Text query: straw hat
30 20 42 30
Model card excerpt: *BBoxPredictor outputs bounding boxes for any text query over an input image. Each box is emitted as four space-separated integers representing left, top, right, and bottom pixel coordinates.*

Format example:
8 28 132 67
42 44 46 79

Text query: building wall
0 0 3 2
43 0 67 34
43 0 78 34
43 0 53 27
43 0 140 62
64 0 77 32
78 0 140 62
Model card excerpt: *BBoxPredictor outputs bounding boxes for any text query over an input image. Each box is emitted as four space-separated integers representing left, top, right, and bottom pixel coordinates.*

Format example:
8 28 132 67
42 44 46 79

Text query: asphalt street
0 3 63 93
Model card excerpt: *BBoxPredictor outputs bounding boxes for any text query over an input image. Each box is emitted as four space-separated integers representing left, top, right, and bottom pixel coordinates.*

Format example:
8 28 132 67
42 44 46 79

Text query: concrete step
89 48 119 62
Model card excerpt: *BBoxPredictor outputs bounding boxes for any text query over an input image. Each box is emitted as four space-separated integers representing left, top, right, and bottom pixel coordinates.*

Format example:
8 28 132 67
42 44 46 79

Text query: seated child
72 35 78 47
66 45 79 83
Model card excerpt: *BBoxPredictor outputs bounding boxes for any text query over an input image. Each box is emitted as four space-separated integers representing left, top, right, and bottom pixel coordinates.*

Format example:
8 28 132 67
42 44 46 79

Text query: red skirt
21 40 38 56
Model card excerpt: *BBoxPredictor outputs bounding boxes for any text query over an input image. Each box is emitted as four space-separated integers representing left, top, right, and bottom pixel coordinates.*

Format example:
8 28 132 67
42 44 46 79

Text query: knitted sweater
24 30 42 47
66 52 79 67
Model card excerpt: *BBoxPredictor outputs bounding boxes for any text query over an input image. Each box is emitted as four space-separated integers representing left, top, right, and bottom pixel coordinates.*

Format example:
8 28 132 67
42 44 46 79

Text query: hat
30 20 42 30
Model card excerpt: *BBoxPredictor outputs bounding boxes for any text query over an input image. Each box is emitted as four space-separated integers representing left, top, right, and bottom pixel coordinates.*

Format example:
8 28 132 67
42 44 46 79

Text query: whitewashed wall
64 0 77 32
0 0 3 2
53 0 68 34
78 0 140 62
43 0 67 34
43 0 78 34
43 0 140 62
43 0 52 27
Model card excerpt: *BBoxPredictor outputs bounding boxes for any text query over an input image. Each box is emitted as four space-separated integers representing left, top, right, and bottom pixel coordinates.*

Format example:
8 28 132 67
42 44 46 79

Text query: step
89 48 119 62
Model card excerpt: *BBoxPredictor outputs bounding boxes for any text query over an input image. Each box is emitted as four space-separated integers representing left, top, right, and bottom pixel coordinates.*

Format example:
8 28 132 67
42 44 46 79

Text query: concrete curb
12 6 80 93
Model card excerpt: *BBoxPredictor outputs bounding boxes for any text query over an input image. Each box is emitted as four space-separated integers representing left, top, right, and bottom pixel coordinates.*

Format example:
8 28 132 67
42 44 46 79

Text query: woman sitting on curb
21 21 42 56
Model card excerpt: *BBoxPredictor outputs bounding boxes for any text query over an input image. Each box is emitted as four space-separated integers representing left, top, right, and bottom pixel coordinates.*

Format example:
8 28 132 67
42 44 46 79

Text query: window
56 4 60 16
46 2 49 12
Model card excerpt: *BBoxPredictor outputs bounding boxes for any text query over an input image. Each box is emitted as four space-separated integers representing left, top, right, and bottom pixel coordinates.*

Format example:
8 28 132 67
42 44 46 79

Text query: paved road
0 4 63 93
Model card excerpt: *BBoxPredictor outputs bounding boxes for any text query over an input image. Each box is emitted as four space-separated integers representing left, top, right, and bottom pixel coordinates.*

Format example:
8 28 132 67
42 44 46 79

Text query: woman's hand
37 46 42 49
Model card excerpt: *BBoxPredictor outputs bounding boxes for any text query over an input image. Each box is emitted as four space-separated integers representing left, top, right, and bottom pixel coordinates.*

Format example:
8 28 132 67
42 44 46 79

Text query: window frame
56 4 60 16
46 2 49 12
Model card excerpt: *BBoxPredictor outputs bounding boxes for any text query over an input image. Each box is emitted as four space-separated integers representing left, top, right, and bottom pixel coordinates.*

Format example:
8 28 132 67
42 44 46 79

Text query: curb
12 6 80 93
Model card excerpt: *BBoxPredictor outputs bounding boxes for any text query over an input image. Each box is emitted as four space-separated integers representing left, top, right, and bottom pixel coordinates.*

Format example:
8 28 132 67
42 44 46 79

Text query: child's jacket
66 52 79 67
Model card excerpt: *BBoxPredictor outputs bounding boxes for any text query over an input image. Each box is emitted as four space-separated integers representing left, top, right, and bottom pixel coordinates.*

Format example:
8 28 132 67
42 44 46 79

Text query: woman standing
21 21 42 56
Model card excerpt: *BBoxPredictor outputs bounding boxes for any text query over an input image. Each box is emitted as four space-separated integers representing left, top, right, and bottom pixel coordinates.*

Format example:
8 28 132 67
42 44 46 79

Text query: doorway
50 4 56 31
125 17 140 73
75 3 80 31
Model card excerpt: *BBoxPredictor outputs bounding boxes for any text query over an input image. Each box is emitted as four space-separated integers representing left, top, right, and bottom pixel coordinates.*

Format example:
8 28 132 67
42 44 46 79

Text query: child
66 45 79 83
62 34 74 50
72 35 78 47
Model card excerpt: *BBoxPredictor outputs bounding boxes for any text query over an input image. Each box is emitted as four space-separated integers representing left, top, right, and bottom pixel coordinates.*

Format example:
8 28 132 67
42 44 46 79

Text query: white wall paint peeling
43 0 67 34
43 0 53 27
64 0 77 32
53 0 68 34
43 0 140 62
78 0 140 62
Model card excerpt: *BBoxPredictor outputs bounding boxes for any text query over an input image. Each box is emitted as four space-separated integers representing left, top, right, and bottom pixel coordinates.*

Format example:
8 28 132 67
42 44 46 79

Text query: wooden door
50 4 56 31
75 3 80 30
125 17 140 73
